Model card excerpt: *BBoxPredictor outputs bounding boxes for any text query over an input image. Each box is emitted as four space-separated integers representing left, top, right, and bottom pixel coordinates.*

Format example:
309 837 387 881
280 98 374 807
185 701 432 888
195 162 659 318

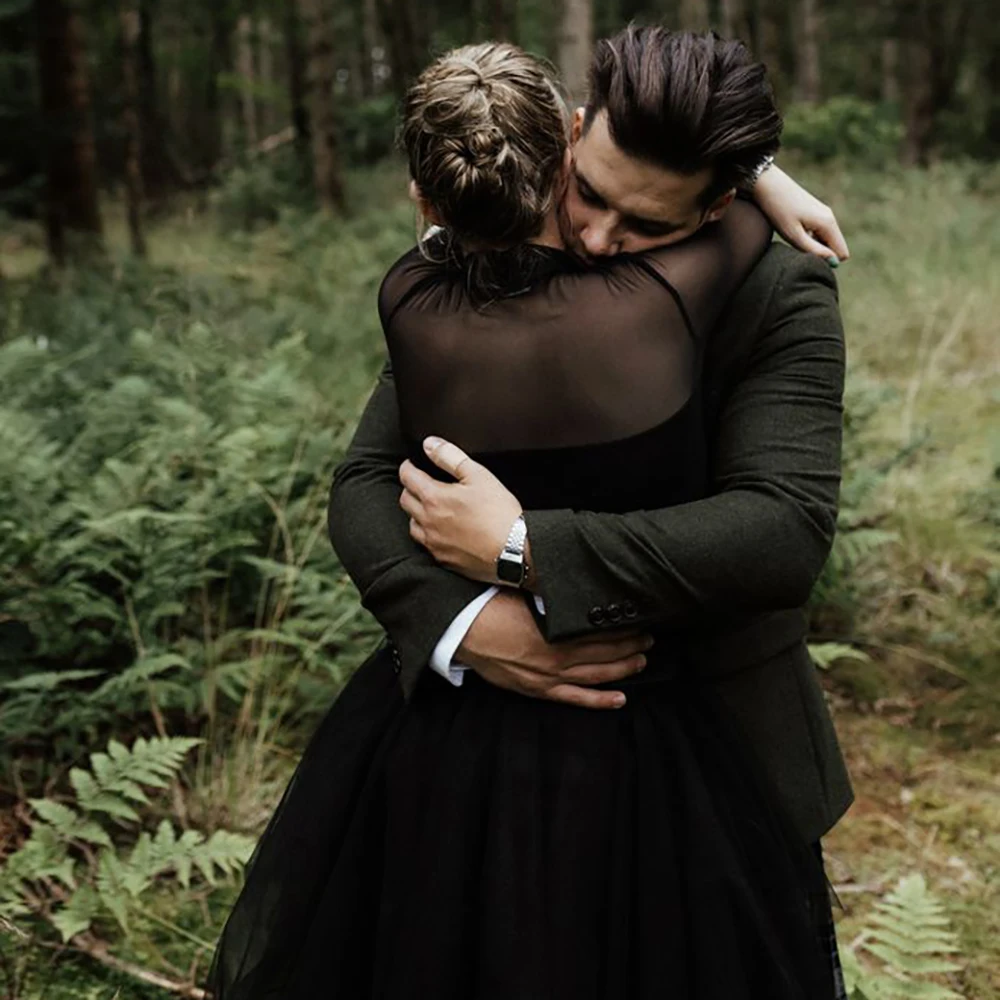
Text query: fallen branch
66 932 209 999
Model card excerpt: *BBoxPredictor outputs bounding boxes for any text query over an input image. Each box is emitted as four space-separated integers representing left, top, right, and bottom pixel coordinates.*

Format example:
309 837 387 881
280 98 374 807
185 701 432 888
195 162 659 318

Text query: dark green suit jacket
328 242 854 845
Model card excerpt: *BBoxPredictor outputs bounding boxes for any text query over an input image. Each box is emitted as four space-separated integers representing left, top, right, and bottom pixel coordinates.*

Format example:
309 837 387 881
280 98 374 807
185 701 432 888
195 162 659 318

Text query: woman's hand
752 164 850 264
399 436 524 585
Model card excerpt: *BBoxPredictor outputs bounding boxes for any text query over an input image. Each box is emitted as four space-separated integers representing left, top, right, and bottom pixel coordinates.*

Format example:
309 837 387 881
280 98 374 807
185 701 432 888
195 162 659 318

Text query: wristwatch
496 514 529 587
749 153 776 186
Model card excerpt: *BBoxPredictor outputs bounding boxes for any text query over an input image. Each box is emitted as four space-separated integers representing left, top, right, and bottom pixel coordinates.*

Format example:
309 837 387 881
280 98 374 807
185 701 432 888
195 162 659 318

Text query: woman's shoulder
377 241 454 326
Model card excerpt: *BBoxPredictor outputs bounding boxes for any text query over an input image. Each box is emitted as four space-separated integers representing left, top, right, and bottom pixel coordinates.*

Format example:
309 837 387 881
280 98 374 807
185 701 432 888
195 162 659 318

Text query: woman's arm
751 163 850 263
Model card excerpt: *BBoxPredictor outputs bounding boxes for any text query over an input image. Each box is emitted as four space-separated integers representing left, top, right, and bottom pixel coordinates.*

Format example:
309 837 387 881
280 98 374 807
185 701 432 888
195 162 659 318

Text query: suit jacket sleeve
328 360 488 697
522 249 846 640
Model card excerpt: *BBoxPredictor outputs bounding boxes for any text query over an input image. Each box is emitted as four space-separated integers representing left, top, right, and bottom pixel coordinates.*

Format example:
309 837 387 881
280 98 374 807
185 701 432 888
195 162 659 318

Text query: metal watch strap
496 514 529 586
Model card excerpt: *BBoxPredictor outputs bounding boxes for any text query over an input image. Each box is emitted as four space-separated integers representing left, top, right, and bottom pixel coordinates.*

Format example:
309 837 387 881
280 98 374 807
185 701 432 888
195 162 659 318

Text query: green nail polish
826 256 839 269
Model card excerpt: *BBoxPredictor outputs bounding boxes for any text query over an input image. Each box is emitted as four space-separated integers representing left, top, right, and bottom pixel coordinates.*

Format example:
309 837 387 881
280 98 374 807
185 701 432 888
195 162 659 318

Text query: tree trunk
881 38 899 104
258 18 275 137
360 0 379 96
284 0 311 168
558 0 593 106
35 0 103 264
720 0 750 43
986 41 1000 154
120 1 146 257
900 35 933 166
678 0 710 32
376 0 429 98
794 0 821 104
299 0 346 212
237 14 258 148
489 0 517 42
201 6 230 170
754 0 787 97
899 0 974 165
138 0 178 202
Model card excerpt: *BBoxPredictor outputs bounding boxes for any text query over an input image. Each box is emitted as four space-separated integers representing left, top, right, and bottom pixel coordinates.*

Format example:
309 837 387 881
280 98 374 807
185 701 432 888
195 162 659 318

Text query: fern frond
0 825 77 895
90 654 191 701
122 820 254 893
28 799 113 847
70 736 202 821
848 875 965 1000
2 669 105 692
809 643 872 670
96 852 131 932
50 885 102 942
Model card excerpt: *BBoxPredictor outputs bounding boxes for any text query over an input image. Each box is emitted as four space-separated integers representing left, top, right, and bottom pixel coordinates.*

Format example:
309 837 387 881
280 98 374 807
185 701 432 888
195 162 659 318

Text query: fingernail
424 436 443 452
636 655 647 669
613 694 626 708
826 256 839 269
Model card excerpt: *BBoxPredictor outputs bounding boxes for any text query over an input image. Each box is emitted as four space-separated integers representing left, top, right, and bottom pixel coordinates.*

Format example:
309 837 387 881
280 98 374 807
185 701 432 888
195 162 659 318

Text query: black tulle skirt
207 642 837 999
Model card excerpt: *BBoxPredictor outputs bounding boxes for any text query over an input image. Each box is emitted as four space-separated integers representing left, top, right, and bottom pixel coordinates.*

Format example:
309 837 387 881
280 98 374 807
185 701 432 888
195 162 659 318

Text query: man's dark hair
584 25 782 207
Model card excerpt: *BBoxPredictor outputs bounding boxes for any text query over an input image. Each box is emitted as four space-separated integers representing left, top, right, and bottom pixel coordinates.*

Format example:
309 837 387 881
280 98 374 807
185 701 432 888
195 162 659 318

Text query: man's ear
703 189 736 223
571 107 585 145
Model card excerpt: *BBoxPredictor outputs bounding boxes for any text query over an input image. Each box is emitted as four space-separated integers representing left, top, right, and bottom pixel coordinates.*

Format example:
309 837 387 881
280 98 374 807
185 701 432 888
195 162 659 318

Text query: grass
1 157 998 997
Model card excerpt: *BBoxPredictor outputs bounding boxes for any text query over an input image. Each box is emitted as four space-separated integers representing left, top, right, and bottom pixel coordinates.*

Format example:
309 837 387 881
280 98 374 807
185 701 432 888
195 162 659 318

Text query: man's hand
458 591 653 709
399 436 523 585
753 164 850 264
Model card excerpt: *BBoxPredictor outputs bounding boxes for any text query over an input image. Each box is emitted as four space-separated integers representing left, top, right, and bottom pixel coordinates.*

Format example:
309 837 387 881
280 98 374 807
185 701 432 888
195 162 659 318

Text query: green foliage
0 235 391 769
0 735 254 942
212 147 315 232
842 875 965 1000
810 375 901 626
340 95 401 166
782 99 905 165
809 643 871 670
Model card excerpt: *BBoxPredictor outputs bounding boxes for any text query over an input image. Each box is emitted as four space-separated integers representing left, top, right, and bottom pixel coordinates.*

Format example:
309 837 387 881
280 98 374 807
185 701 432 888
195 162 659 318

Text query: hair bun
463 125 507 168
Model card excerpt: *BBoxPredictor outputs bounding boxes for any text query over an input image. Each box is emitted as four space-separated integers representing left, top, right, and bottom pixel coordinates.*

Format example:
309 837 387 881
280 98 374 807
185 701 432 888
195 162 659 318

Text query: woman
209 42 844 999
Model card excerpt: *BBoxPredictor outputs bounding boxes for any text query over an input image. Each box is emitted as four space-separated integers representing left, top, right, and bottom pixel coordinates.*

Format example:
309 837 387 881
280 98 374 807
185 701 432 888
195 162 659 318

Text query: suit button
623 601 638 620
587 606 606 626
388 642 401 674
606 603 623 624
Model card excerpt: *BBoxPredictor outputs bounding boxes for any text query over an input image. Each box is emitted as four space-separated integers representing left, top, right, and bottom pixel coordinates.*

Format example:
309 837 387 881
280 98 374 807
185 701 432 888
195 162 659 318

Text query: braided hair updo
401 43 570 251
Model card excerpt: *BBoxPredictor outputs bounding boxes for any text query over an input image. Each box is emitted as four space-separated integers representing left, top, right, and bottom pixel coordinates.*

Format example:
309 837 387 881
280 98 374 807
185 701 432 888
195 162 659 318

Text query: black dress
207 201 838 999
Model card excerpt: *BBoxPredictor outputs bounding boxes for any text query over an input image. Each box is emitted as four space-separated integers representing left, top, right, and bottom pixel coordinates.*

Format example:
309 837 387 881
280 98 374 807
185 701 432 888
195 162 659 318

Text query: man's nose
581 219 620 257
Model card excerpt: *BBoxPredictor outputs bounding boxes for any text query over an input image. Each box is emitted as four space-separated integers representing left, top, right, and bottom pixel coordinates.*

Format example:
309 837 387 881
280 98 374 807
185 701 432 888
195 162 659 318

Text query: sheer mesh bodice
381 199 770 469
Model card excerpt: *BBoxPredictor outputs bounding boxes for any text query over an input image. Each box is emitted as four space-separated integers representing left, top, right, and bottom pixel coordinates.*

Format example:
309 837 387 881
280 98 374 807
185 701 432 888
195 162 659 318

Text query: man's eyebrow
574 166 682 233
574 167 606 204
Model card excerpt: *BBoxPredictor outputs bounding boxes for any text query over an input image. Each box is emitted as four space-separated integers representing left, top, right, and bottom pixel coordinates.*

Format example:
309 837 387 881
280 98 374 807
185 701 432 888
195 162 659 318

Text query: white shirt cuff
429 587 500 686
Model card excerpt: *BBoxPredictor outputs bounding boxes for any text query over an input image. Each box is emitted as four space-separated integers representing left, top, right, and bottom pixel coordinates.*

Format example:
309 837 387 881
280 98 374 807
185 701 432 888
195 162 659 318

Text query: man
329 25 852 997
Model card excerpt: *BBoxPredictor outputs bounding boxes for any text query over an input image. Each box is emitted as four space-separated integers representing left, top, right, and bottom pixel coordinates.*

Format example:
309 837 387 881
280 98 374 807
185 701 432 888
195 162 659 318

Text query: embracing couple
209 24 854 1000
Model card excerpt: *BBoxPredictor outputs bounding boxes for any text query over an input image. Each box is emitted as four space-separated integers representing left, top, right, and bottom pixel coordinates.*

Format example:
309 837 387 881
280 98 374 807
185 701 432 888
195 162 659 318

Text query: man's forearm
328 362 487 695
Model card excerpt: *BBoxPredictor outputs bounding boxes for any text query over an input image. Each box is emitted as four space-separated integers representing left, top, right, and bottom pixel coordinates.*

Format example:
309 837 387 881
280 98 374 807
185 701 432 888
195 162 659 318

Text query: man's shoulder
706 244 843 377
740 242 840 306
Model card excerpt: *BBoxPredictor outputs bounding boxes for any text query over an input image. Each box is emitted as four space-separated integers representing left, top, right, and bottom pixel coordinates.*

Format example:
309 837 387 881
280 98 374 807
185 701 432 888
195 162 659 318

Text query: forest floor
824 708 1000 999
2 158 998 998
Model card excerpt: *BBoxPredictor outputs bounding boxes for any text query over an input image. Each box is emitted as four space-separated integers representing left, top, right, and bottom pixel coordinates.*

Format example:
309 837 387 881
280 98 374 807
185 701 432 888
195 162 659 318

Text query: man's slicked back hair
584 25 782 206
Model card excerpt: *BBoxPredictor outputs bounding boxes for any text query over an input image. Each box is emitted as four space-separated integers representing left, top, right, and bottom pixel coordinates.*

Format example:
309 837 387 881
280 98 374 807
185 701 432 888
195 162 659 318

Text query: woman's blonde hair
401 43 570 249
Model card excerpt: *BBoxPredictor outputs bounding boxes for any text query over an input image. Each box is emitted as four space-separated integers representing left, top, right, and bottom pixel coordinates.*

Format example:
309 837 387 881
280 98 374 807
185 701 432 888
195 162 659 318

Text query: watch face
497 554 524 585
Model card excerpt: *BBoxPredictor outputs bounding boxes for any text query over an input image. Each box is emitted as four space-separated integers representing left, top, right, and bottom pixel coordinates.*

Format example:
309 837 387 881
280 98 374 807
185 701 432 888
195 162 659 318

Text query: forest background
0 0 998 997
